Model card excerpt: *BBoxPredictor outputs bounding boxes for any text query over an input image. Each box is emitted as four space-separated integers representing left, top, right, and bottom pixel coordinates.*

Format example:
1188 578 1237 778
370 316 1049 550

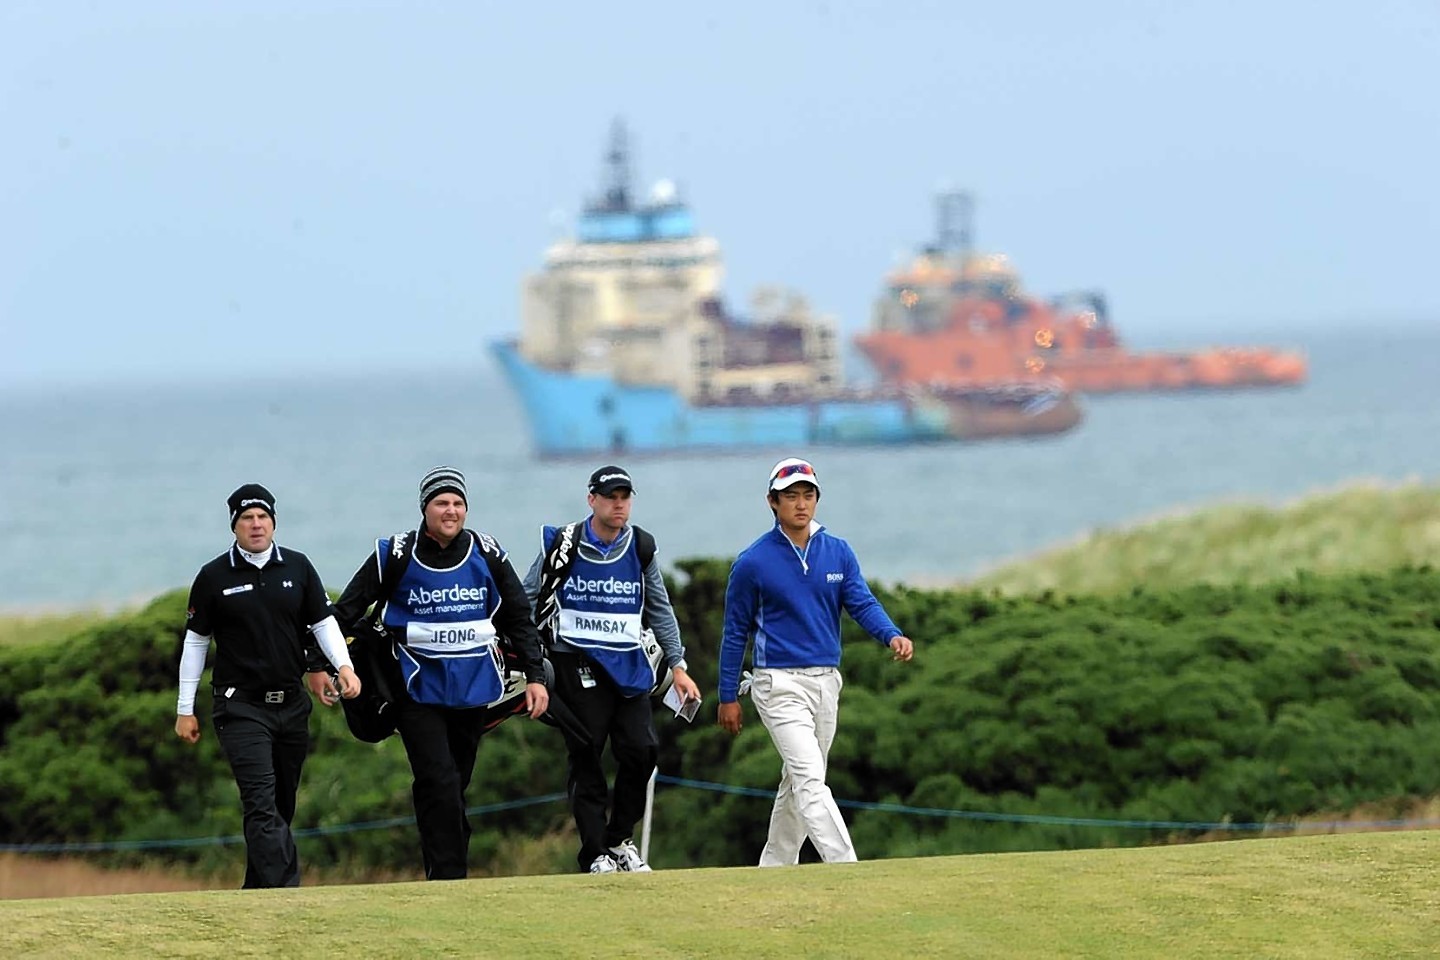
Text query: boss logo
826 573 844 582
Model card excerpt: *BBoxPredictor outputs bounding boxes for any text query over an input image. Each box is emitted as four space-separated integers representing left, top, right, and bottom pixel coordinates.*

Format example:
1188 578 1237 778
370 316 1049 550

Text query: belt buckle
264 690 285 704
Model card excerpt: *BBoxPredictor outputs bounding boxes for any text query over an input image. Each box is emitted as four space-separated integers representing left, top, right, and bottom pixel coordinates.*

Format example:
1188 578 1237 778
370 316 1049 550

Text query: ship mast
600 118 633 212
935 189 974 264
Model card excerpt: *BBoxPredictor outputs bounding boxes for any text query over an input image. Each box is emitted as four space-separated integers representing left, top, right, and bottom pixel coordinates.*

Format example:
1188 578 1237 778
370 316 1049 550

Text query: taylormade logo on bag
563 575 640 595
408 584 487 604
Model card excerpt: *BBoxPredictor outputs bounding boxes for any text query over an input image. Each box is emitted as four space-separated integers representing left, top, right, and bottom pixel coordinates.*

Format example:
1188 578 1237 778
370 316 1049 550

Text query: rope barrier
3 778 1432 854
0 793 566 854
656 776 1440 832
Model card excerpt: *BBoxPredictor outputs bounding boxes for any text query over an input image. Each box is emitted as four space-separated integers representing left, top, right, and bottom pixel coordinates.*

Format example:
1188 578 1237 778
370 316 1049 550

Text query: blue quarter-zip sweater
718 522 901 702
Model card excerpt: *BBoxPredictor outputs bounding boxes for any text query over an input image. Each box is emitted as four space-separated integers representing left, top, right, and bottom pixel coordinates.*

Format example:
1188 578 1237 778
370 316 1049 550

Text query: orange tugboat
855 192 1307 393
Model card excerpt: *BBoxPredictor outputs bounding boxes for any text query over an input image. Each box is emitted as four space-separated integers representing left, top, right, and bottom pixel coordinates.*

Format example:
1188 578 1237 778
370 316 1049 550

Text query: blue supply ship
492 122 1080 458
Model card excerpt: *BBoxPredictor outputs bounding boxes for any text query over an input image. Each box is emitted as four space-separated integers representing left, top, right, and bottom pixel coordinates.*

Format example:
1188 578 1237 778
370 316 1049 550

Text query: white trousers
750 666 857 865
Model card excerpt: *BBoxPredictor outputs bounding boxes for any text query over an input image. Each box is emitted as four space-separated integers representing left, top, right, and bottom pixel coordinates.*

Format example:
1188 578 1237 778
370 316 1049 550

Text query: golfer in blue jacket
717 457 914 864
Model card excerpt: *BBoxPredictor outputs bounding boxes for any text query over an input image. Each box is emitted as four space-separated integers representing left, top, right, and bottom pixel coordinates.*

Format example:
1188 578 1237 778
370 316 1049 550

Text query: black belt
214 685 300 705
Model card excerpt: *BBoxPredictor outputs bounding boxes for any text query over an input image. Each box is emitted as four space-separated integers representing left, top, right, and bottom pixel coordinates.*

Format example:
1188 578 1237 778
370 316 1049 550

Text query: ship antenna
936 189 974 260
602 117 633 212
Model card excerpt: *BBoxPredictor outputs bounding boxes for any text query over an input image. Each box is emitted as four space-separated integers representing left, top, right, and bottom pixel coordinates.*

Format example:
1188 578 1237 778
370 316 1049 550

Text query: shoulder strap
366 529 416 626
631 525 657 630
467 528 505 562
632 525 656 570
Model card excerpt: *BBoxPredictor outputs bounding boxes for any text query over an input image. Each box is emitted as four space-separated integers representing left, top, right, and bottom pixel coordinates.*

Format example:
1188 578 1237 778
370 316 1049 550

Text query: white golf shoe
609 839 652 873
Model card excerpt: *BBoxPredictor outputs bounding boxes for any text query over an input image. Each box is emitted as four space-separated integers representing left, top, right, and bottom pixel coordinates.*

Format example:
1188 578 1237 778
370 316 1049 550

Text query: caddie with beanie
419 465 466 510
331 465 550 880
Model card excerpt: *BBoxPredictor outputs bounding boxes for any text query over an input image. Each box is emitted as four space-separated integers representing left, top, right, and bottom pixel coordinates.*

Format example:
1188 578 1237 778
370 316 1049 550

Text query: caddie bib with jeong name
381 535 507 708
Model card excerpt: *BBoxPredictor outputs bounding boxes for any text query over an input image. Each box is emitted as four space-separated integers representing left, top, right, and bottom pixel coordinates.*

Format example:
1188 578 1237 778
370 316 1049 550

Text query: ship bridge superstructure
519 120 839 404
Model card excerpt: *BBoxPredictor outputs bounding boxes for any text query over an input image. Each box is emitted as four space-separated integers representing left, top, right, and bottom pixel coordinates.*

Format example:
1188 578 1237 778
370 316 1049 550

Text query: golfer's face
232 508 275 553
772 484 817 532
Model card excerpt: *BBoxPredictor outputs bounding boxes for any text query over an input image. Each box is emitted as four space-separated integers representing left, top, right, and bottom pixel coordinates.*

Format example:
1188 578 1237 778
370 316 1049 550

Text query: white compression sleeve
310 616 354 671
176 630 211 715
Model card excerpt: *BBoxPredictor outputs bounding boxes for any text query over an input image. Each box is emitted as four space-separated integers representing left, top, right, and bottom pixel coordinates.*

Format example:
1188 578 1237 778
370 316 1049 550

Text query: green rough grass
974 481 1440 596
2 832 1438 959
0 611 106 649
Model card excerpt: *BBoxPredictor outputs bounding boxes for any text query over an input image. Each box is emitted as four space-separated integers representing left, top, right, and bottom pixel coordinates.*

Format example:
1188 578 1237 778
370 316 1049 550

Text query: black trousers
550 651 659 871
393 697 487 880
212 693 311 888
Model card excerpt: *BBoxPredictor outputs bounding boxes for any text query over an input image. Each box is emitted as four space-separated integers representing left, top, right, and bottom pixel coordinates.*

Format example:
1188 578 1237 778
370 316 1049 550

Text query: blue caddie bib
381 534 508 708
556 536 652 697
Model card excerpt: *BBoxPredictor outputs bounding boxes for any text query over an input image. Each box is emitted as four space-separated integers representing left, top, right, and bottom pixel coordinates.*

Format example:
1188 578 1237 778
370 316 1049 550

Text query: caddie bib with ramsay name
556 541 652 697
380 534 507 708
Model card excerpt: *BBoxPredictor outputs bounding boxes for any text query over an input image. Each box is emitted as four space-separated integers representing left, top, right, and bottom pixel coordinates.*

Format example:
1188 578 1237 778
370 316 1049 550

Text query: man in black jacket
175 483 360 888
330 466 549 880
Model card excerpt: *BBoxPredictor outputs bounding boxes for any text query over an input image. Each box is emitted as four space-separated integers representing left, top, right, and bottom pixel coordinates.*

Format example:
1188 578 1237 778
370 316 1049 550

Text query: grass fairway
2 832 1436 959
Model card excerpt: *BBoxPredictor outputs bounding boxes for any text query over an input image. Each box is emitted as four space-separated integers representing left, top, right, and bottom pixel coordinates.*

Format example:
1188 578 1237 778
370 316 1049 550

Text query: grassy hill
972 481 1440 596
0 612 105 649
2 832 1437 958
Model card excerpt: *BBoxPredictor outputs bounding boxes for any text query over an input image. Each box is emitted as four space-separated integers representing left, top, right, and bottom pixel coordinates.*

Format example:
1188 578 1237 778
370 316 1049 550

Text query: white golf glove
737 670 754 698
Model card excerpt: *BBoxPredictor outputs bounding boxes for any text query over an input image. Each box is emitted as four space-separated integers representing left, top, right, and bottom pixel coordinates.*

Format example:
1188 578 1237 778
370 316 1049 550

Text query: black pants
393 697 487 880
550 651 658 871
212 693 311 889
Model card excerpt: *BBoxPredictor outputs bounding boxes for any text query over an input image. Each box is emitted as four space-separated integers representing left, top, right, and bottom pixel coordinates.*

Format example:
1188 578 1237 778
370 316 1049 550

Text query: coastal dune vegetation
974 480 1440 595
1 481 1437 955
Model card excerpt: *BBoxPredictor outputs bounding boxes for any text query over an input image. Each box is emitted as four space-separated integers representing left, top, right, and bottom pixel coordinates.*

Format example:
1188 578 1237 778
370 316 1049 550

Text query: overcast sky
3 0 1437 388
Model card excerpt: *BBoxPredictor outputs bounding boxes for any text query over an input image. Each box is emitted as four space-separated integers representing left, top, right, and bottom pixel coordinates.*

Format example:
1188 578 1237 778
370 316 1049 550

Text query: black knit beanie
228 483 277 528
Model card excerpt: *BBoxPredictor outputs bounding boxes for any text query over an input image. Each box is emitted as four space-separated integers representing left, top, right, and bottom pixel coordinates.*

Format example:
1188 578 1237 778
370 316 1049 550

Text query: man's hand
717 700 743 735
306 670 340 706
670 666 702 705
888 635 914 662
175 714 200 744
524 681 550 719
335 665 362 699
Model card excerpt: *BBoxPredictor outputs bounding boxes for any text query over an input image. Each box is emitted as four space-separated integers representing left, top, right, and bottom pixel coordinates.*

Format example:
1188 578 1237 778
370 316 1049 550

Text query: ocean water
2 328 1437 611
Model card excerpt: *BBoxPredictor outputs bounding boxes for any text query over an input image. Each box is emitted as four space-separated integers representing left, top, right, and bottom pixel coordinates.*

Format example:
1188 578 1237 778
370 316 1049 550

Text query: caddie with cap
331 466 550 881
522 465 701 874
717 457 915 865
174 483 361 889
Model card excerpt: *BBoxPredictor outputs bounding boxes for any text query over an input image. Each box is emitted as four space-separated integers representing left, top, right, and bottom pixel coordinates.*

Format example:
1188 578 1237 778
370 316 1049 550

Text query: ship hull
938 385 1083 438
492 341 1077 457
856 332 1307 394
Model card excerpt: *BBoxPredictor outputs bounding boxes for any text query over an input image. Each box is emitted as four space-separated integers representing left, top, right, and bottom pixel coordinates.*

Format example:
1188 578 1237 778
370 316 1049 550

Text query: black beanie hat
419 466 467 512
228 483 277 528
